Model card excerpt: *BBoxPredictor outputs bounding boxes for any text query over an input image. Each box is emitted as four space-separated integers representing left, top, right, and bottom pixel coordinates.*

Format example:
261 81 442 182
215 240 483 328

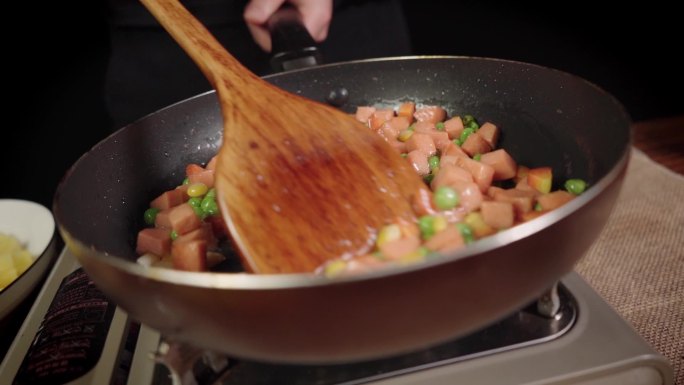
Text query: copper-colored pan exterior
54 57 631 363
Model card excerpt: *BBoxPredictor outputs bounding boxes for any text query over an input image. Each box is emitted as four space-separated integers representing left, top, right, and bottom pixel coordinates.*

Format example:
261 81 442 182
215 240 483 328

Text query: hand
244 0 333 52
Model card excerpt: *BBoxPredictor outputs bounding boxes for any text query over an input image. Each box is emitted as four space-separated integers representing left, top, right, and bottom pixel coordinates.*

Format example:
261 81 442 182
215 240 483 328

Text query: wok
53 56 630 363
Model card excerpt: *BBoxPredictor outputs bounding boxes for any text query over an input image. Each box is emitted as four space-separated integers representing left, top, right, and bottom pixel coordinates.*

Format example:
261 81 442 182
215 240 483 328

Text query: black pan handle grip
268 7 323 72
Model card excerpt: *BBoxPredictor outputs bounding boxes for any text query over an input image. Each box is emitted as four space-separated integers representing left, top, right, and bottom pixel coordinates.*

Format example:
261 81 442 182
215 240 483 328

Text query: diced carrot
407 150 430 175
405 133 437 156
414 106 447 123
464 212 497 238
481 201 514 230
478 122 500 148
397 102 416 122
150 188 188 210
136 228 172 256
379 235 421 260
455 156 495 193
165 203 202 235
527 167 553 194
186 163 205 176
537 191 575 211
515 178 540 195
480 149 517 180
424 226 465 253
206 156 218 170
171 240 207 272
355 106 376 125
461 132 492 157
188 169 215 188
444 116 464 139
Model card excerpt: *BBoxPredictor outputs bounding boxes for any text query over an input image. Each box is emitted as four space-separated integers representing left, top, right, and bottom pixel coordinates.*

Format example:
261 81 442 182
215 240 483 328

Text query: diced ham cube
379 235 421 260
487 186 506 199
397 102 416 122
414 106 447 123
171 240 207 272
461 132 492 157
157 204 202 235
431 165 473 191
429 131 452 153
413 121 435 133
480 201 514 230
478 122 500 148
389 140 407 153
537 191 575 211
355 106 376 125
412 187 437 216
480 149 517 180
186 163 205 176
150 188 188 210
188 169 215 188
424 226 465 253
407 150 430 175
515 178 540 195
386 116 411 133
370 109 395 129
175 223 217 249
492 188 535 217
444 116 464 139
443 142 469 158
455 156 495 193
405 133 437 156
206 156 218 170
136 228 172 256
448 180 483 213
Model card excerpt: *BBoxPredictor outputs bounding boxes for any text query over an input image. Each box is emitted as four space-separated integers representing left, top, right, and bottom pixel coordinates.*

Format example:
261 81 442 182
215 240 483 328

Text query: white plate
0 199 56 319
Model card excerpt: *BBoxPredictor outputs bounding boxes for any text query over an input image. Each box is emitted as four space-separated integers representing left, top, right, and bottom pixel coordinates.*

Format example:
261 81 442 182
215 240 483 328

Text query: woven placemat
575 148 684 384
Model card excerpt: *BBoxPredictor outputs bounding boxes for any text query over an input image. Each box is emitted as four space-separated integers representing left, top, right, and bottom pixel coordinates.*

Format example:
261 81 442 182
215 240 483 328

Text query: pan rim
56 56 632 289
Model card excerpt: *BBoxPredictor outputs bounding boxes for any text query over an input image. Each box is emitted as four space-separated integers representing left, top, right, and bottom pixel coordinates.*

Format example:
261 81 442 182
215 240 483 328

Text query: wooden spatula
140 0 428 273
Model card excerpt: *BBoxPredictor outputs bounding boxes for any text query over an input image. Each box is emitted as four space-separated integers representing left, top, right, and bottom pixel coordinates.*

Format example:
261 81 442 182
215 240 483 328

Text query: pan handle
267 7 323 72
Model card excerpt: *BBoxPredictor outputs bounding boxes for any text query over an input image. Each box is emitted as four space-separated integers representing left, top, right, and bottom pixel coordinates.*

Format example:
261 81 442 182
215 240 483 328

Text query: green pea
435 122 445 131
398 129 414 142
463 115 476 126
565 179 587 195
188 197 202 208
400 153 408 158
182 177 190 185
170 230 178 240
534 202 543 211
206 188 217 199
201 195 219 216
190 204 206 219
455 223 474 244
428 155 440 170
423 173 435 184
453 138 463 147
143 208 160 226
473 153 482 161
466 121 479 131
459 127 476 144
433 186 460 210
418 215 436 239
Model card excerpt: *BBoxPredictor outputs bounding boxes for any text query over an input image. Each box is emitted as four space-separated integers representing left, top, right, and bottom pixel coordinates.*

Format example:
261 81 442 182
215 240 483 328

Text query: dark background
2 1 682 209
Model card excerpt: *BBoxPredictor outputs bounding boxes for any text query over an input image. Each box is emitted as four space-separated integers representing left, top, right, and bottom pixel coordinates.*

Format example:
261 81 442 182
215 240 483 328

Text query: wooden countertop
633 115 684 175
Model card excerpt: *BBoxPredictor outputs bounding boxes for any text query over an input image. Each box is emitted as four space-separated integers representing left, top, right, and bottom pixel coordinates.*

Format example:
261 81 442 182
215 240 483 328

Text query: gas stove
0 248 674 385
